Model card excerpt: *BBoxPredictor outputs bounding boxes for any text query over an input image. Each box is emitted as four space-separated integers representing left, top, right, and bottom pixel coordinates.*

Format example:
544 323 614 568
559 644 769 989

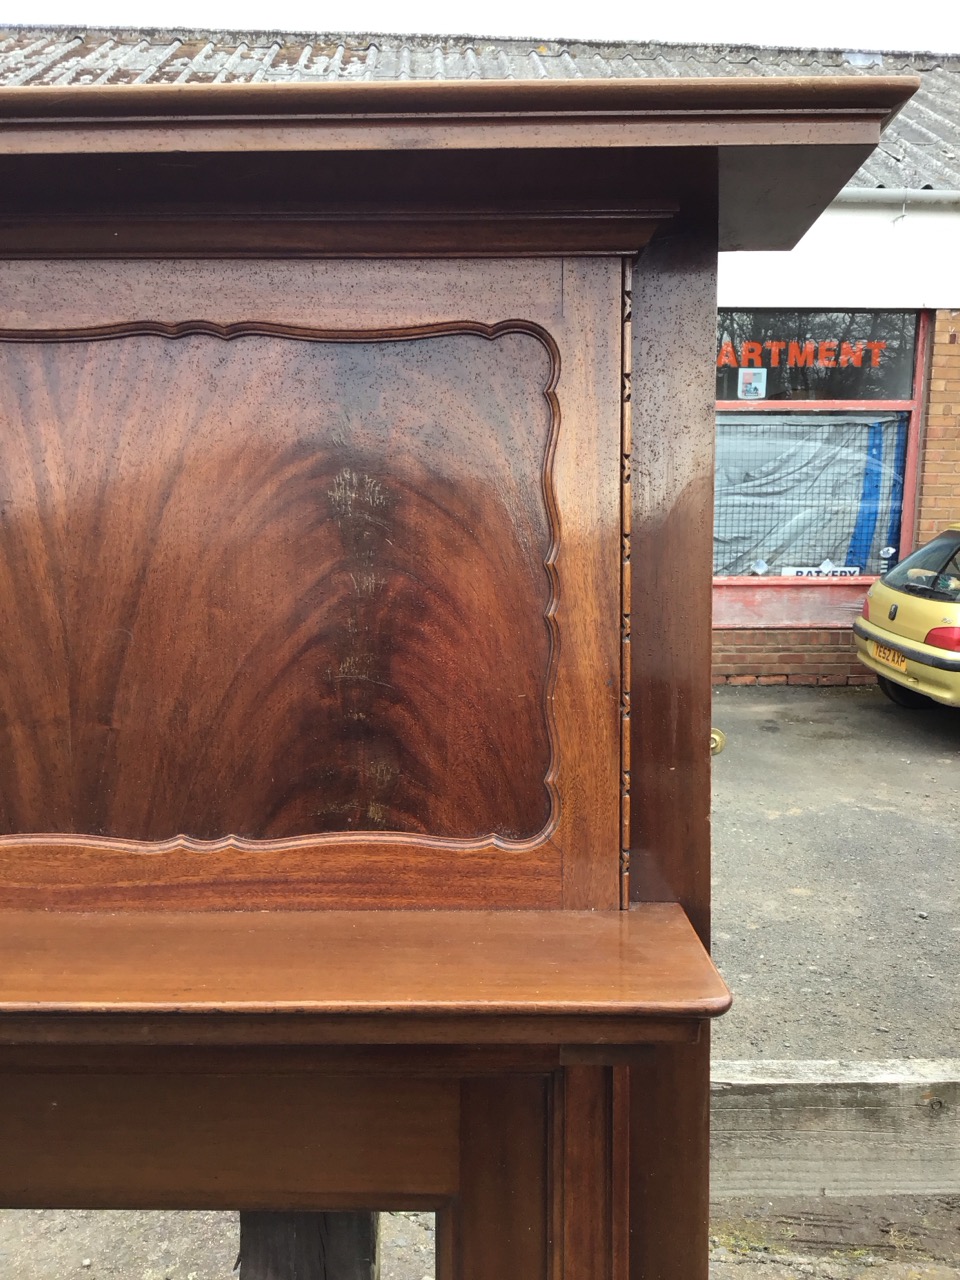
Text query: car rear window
884 532 960 603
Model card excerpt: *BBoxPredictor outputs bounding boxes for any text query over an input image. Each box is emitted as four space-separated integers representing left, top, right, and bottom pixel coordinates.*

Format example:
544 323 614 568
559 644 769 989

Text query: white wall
719 198 960 309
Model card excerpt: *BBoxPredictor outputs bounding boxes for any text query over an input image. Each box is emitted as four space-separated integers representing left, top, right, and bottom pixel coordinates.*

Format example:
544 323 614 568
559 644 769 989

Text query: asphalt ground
2 685 959 1277
710 683 960 1062
707 684 960 1278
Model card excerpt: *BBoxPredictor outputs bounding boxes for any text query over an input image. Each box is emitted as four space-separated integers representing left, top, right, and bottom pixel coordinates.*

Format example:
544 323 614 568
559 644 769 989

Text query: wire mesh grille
714 412 909 577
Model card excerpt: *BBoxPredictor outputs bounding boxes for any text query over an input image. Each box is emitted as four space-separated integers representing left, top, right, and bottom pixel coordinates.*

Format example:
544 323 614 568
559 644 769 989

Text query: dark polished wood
0 77 916 252
629 229 718 943
0 147 679 258
0 904 730 1026
0 257 622 911
0 1013 703 1048
557 1065 618 1280
0 75 916 120
0 322 557 844
0 838 565 911
457 1075 550 1280
628 228 719 1280
629 1038 712 1280
0 212 667 258
0 71 906 1279
0 1070 460 1208
0 1044 640 1076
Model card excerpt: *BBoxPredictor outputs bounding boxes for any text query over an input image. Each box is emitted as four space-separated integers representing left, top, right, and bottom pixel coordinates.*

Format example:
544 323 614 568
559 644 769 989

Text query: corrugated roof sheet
0 28 957 190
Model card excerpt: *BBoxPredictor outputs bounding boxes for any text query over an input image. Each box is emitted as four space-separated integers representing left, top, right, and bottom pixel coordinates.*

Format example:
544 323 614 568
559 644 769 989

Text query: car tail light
924 626 960 651
860 596 870 621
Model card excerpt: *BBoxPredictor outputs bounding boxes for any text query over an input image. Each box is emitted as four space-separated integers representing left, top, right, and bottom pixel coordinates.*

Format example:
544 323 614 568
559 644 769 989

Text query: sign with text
781 566 862 578
737 368 767 399
717 310 917 401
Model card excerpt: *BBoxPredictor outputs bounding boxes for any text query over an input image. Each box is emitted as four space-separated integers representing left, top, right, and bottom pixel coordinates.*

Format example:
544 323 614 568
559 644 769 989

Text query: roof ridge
0 26 957 62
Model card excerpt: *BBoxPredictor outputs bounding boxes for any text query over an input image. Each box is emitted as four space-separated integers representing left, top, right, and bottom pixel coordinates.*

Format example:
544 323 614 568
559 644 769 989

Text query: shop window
716 310 917 402
714 311 923 580
715 412 909 576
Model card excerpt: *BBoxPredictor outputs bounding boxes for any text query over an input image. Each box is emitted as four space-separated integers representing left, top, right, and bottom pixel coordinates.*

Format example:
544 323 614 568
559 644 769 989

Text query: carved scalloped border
0 318 561 856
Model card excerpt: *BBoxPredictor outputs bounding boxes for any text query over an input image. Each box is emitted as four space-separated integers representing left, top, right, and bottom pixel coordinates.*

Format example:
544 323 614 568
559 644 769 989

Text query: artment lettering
716 340 887 369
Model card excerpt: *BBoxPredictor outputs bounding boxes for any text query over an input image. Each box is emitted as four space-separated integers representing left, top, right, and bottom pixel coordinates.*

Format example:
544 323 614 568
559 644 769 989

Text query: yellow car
854 524 960 708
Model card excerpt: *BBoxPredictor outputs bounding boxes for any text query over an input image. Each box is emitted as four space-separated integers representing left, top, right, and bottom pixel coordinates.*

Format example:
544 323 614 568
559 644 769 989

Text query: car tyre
877 674 935 709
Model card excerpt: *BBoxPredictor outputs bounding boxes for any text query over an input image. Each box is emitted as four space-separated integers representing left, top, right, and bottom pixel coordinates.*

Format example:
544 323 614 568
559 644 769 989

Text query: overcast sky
4 0 960 54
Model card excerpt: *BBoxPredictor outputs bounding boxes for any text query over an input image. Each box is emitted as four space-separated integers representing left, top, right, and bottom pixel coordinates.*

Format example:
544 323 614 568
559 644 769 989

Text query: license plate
872 641 907 672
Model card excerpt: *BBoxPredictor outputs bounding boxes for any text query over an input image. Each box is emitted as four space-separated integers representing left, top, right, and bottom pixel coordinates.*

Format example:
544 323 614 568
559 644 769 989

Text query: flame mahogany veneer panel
0 258 622 909
0 324 556 843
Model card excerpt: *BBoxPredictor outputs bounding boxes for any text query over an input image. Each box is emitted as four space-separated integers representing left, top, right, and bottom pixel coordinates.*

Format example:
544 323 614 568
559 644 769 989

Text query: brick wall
712 627 875 686
917 310 960 542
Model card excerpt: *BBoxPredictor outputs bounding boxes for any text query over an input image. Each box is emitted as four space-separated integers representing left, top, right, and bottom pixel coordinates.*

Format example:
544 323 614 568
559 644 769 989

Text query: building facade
714 180 960 684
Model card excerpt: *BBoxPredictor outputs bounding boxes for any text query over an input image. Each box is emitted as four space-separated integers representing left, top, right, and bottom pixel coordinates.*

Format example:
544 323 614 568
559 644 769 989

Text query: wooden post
238 1212 379 1280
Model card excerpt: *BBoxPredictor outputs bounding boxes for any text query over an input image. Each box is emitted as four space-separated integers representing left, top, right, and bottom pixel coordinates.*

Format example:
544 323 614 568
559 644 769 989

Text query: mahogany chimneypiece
0 68 909 1280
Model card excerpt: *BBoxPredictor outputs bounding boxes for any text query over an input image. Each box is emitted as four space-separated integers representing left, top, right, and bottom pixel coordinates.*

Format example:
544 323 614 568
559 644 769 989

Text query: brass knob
710 728 726 756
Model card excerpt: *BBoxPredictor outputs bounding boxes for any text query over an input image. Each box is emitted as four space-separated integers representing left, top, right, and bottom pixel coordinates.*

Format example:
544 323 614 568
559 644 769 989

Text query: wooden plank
238 1213 379 1280
611 1066 630 1280
0 1013 702 1048
0 1073 459 1208
0 75 917 124
557 1066 614 1280
0 1044 567 1075
553 256 622 909
0 112 890 158
627 216 719 1280
0 213 664 258
712 1060 960 1198
457 1076 550 1280
629 220 718 939
629 1039 712 1280
435 1208 456 1280
0 905 730 1021
0 842 561 912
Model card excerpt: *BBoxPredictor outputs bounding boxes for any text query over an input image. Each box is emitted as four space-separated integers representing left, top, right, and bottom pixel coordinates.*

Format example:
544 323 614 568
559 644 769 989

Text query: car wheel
876 674 935 709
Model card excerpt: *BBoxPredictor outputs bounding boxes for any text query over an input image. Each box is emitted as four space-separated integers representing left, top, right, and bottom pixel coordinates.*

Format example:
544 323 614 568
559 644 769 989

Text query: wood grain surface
0 1070 459 1208
0 1013 702 1049
629 228 718 941
0 902 730 1019
457 1075 550 1280
0 258 622 911
0 322 556 844
627 227 719 1280
557 1065 617 1280
238 1212 379 1280
630 1039 712 1280
0 837 564 911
